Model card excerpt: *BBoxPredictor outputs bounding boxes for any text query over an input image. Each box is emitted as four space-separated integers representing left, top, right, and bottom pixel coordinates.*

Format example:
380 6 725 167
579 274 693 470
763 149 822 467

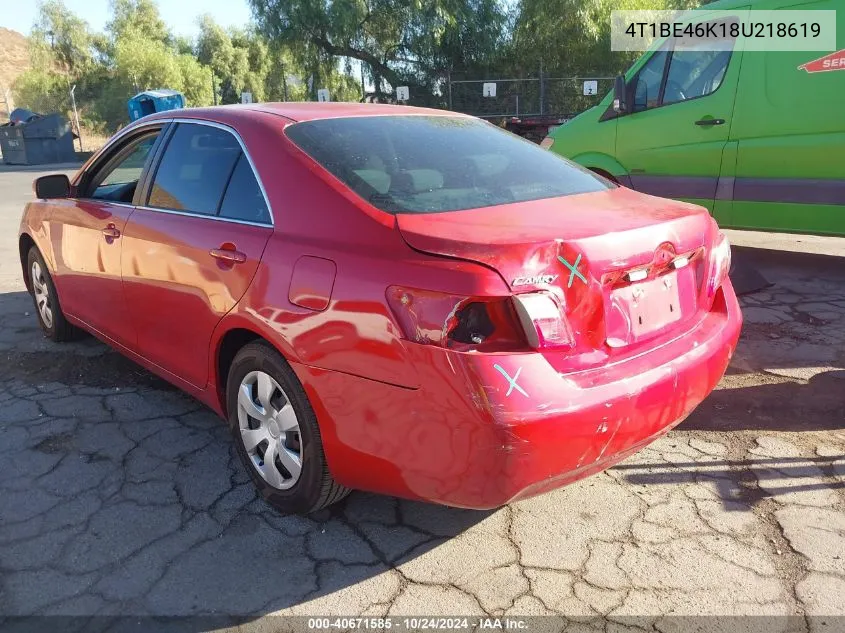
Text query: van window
663 44 732 105
633 49 669 112
631 23 735 112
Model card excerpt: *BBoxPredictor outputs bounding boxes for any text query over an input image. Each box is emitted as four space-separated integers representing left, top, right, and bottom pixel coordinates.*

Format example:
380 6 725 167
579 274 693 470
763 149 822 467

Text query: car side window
86 132 159 203
218 154 270 224
148 123 241 215
633 49 669 112
663 45 732 105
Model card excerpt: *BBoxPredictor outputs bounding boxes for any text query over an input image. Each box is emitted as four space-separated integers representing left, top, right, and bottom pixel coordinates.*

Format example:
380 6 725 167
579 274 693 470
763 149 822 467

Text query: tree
248 0 510 99
29 0 97 74
107 0 170 44
511 0 702 78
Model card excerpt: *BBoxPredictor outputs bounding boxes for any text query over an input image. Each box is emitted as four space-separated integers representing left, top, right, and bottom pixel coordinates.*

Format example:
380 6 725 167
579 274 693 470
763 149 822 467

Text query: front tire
226 342 349 514
27 247 76 342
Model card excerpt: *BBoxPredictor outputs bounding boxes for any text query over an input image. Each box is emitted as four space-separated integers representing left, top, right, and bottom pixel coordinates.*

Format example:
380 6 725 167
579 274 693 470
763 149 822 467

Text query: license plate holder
606 269 694 346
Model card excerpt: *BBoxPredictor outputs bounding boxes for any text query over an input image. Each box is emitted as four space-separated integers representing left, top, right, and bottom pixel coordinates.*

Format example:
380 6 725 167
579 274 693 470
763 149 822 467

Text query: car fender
18 202 57 284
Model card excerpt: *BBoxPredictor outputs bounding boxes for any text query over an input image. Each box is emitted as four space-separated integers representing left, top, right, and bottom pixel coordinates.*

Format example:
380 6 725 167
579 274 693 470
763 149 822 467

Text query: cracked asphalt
1 166 844 628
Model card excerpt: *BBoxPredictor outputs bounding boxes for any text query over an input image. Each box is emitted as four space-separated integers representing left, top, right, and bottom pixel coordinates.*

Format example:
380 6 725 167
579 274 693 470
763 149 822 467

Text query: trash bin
0 111 76 165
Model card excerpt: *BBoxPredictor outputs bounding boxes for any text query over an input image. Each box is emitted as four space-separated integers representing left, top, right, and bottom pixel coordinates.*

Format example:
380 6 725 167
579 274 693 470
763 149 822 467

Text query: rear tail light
512 292 574 350
387 287 574 352
707 233 731 297
540 137 555 150
386 287 527 352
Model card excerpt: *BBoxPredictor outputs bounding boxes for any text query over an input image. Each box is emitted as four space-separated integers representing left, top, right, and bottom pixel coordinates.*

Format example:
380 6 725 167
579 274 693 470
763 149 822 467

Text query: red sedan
19 103 741 514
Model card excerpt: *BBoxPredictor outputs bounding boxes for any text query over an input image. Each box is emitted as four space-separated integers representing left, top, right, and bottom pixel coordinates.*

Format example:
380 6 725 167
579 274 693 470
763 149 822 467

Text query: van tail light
540 136 555 150
387 287 573 352
512 291 574 349
707 233 731 297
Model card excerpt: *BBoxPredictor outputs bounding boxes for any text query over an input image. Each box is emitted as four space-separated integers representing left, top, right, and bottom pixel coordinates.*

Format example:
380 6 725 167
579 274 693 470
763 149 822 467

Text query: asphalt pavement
1 165 844 630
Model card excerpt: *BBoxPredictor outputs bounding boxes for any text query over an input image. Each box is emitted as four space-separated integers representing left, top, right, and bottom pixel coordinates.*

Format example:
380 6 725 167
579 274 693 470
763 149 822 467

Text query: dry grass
0 28 29 119
75 129 111 153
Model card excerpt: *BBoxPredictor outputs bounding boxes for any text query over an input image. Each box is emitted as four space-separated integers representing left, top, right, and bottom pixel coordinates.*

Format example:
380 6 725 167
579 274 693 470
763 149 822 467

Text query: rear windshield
285 115 611 214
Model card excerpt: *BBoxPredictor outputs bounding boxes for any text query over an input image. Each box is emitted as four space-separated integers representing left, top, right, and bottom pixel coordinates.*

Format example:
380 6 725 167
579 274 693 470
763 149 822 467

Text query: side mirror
612 75 627 113
34 174 71 199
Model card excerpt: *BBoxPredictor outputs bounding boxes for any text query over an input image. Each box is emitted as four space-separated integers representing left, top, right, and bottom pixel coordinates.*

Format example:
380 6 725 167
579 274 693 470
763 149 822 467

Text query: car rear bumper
293 282 742 509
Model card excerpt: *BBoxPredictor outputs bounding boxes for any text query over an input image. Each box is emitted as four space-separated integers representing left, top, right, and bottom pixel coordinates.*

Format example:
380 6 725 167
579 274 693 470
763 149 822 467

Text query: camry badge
512 274 559 287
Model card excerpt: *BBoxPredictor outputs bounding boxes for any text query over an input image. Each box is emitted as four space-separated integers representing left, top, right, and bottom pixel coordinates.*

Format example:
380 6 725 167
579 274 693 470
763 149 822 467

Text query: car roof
142 102 466 125
247 101 465 122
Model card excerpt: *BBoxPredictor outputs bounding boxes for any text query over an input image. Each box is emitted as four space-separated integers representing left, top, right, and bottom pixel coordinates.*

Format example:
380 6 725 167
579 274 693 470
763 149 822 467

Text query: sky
0 0 254 39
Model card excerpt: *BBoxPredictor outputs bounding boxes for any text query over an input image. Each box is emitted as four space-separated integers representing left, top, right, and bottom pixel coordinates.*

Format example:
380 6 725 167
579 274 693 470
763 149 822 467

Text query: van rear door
614 18 744 216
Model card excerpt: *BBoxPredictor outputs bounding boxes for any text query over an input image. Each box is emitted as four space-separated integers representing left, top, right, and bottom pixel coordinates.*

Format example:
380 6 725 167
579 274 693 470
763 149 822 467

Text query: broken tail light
707 233 731 298
387 287 573 352
386 287 527 352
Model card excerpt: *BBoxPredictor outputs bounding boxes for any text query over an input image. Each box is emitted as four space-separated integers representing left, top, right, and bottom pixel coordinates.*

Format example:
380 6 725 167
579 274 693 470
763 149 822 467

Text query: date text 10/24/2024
308 618 530 630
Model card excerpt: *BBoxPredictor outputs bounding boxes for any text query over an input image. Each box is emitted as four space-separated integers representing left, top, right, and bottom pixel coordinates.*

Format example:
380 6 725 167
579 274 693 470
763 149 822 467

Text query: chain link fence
446 76 614 119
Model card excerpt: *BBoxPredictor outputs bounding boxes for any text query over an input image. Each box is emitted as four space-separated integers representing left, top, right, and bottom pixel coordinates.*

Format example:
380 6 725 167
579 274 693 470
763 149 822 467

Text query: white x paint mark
493 364 529 398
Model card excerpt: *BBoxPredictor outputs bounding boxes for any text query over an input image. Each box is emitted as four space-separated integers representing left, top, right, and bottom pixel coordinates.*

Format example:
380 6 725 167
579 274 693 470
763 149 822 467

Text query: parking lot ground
1 167 844 628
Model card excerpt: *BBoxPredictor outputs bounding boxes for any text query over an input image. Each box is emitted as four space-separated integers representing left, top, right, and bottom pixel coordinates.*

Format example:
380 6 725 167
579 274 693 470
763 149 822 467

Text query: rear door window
218 154 271 224
148 123 241 215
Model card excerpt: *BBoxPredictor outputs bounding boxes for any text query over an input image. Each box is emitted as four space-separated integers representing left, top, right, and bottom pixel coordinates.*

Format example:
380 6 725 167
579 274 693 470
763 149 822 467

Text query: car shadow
681 245 845 432
614 453 845 513
0 289 493 625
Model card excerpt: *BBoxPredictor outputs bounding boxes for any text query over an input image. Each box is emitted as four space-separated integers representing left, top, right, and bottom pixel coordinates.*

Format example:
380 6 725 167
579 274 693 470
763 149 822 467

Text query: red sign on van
799 49 845 73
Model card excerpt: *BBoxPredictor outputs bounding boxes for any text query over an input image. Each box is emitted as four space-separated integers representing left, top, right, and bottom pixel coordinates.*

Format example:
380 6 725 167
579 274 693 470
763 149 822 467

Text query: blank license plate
606 270 693 345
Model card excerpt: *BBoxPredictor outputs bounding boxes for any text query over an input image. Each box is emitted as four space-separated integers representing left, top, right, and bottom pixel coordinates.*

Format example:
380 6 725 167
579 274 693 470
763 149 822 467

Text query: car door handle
102 225 121 239
210 248 247 264
695 118 725 126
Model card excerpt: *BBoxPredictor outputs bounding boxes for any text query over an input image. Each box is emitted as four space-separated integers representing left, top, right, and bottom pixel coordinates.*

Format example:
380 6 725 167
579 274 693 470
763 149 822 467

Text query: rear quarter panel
211 114 510 393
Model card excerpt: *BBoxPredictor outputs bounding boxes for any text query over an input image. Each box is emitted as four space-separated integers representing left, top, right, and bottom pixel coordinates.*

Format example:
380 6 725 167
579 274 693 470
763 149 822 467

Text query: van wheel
27 247 77 342
226 342 349 514
589 168 619 185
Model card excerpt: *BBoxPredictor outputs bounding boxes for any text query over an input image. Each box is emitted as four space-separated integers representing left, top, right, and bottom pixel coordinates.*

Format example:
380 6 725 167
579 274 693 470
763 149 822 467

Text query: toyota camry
19 103 741 514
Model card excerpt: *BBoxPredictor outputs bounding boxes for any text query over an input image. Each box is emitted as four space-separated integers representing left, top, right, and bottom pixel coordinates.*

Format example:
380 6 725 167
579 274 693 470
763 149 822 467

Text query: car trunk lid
396 186 718 356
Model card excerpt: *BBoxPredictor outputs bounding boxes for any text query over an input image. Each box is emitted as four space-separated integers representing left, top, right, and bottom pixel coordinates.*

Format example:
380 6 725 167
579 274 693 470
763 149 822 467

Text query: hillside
0 27 29 119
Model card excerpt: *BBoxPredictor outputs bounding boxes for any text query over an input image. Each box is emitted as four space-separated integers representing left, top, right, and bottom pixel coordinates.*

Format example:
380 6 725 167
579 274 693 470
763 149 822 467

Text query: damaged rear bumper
294 282 742 509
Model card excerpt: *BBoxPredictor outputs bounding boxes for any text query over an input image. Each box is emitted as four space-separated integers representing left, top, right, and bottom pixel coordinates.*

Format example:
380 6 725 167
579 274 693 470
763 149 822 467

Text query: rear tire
226 341 349 514
27 247 76 342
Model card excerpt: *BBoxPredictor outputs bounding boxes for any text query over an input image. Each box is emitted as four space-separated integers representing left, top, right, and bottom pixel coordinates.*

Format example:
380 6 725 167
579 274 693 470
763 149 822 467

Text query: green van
545 0 845 236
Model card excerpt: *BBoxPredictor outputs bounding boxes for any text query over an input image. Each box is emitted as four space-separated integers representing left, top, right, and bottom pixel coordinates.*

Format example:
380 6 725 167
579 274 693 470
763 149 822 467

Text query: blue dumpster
0 111 76 165
127 89 186 122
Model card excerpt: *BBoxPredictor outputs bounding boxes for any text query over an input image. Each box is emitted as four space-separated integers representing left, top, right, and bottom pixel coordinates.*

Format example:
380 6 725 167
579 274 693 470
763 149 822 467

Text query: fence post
447 70 452 111
539 59 545 115
70 84 82 152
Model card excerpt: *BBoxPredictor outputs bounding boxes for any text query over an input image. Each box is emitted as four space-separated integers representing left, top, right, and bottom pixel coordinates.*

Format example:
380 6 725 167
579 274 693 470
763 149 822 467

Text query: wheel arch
571 152 629 184
19 233 36 292
212 322 296 417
